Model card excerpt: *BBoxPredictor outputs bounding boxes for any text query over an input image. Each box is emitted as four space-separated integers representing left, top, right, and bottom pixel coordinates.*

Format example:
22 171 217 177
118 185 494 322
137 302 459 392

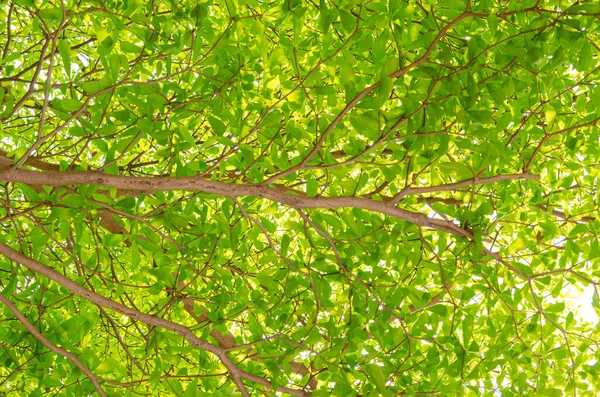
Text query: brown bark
0 167 471 238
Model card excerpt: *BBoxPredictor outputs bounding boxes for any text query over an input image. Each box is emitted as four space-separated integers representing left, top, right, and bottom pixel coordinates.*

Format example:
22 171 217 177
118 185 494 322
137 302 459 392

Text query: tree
0 0 599 395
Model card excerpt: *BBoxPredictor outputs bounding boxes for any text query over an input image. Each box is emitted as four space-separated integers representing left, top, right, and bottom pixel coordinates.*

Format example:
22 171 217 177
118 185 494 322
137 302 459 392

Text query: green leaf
178 126 196 145
81 77 113 94
545 302 565 313
102 234 127 246
462 314 474 347
544 104 557 125
487 14 498 36
364 364 388 395
57 40 72 78
306 178 318 197
539 388 565 397
62 194 87 208
1 277 17 297
95 357 123 374
428 304 448 316
52 98 83 112
349 113 379 139
436 162 474 179
486 83 506 106
208 116 226 136
120 41 143 54
507 237 527 253
379 76 393 104
39 7 63 25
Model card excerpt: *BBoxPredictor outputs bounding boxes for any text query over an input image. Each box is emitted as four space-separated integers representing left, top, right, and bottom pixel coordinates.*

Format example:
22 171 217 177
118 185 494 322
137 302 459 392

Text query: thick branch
0 149 61 172
0 168 470 238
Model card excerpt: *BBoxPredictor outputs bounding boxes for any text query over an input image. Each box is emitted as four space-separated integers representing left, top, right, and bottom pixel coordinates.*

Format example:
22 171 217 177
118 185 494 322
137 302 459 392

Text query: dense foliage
1 0 600 396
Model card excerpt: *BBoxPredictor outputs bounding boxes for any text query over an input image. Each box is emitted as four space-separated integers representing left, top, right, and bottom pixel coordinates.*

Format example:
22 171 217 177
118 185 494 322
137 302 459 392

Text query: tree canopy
0 0 600 396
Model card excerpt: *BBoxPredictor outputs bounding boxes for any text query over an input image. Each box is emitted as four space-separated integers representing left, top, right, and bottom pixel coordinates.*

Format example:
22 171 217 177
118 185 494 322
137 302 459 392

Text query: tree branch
0 242 309 397
392 172 540 203
263 11 473 185
0 294 107 397
0 167 470 238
